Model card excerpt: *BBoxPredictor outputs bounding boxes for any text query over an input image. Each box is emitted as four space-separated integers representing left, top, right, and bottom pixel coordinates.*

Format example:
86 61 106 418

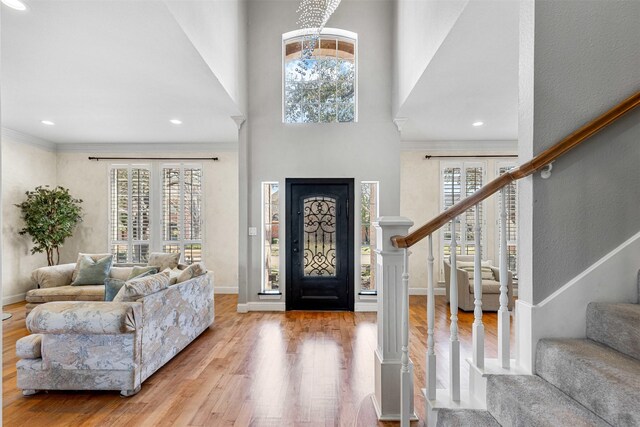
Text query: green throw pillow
127 266 158 280
104 278 126 301
72 255 113 286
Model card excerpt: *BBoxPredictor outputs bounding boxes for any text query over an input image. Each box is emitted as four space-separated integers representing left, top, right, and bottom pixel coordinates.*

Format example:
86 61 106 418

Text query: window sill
359 291 377 300
258 292 282 300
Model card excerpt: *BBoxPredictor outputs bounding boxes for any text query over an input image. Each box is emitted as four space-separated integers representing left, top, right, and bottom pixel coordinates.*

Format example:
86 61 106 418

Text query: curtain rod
424 154 517 159
88 156 219 161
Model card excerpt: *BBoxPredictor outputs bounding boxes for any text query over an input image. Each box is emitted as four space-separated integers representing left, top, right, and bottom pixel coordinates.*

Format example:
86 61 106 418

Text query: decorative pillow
72 255 113 286
163 267 182 285
104 278 126 302
127 266 158 280
147 252 180 271
72 253 111 282
457 261 495 280
113 271 170 302
176 262 207 284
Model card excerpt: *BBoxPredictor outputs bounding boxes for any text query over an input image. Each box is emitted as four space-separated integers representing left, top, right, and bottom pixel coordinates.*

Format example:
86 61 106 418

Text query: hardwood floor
2 295 514 426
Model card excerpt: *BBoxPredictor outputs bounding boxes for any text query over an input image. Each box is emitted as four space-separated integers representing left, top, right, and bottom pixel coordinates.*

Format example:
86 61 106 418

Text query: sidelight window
360 181 378 292
262 182 280 292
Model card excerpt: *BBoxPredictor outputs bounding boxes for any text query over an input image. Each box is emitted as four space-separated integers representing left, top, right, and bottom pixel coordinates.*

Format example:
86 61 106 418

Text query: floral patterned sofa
15 271 214 397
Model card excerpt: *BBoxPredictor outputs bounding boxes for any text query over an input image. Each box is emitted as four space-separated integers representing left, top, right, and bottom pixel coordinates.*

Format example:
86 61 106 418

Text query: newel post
373 217 416 421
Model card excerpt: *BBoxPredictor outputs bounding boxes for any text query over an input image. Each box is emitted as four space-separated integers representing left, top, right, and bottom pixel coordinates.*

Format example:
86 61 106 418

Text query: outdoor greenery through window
109 163 203 265
283 32 356 123
162 165 203 264
360 182 378 292
110 166 151 264
441 163 485 260
262 182 280 292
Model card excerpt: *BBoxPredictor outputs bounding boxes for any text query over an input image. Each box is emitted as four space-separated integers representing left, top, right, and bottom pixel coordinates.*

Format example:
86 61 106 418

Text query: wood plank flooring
2 295 513 426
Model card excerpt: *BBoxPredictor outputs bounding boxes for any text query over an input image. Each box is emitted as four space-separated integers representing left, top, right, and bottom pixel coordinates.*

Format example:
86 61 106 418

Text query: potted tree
15 185 83 266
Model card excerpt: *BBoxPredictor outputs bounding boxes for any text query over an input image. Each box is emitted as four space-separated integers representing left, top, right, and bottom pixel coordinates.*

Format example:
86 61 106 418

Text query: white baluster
472 205 485 369
498 188 511 368
449 219 461 401
401 248 411 427
426 234 436 400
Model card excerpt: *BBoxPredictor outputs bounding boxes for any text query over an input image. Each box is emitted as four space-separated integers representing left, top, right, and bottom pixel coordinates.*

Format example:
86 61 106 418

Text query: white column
449 218 460 401
400 249 410 427
425 234 436 400
373 217 415 421
498 188 511 368
472 205 485 369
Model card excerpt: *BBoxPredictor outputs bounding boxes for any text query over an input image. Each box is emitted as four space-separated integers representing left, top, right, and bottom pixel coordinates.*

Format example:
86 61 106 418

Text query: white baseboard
518 228 640 373
214 286 238 294
409 287 446 296
355 302 377 312
237 301 286 312
3 292 26 306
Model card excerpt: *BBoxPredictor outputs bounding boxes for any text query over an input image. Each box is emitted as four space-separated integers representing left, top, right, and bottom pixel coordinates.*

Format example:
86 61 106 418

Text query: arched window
283 28 357 123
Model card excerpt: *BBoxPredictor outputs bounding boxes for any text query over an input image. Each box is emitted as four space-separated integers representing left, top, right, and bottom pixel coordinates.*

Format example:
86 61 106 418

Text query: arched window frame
282 28 358 124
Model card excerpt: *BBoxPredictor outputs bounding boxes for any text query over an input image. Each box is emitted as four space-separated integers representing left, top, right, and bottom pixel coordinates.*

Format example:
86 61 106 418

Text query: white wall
1 131 57 304
165 0 248 113
394 0 468 112
400 150 517 292
244 0 400 306
56 151 239 292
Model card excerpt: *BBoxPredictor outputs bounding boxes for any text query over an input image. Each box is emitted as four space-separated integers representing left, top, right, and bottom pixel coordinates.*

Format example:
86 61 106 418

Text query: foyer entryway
285 178 354 311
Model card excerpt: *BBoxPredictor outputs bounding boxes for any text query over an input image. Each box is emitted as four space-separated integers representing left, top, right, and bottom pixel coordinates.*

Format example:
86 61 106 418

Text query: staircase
440 301 640 426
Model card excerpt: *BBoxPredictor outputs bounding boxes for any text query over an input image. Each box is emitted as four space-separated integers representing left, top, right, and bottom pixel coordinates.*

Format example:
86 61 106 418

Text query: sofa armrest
26 301 142 335
31 263 76 289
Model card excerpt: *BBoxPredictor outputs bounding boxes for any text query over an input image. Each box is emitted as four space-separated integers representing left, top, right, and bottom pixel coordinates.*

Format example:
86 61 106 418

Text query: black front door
286 178 354 311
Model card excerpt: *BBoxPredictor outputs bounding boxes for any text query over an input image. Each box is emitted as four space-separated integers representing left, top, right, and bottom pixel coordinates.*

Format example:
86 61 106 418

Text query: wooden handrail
392 90 640 249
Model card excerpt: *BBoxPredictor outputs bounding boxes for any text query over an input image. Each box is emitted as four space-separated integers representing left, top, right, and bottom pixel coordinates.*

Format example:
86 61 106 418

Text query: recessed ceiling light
170 119 183 125
1 0 27 11
41 120 55 126
472 121 484 127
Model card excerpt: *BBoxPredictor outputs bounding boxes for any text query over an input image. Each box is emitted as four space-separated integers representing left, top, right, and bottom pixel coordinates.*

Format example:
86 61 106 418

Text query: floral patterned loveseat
15 272 214 397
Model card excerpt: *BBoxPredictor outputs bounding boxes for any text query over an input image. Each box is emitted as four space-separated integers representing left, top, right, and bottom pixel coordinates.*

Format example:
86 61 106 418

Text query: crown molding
400 139 518 154
393 117 408 132
55 141 238 153
1 128 57 152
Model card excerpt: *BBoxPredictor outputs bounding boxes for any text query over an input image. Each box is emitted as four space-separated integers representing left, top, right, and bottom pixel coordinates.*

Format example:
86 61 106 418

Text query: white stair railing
449 218 461 402
472 204 485 369
498 188 511 368
401 248 411 426
425 234 436 400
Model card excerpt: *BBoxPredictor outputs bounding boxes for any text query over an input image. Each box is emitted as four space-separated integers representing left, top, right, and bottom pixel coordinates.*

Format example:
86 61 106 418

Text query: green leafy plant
15 186 83 266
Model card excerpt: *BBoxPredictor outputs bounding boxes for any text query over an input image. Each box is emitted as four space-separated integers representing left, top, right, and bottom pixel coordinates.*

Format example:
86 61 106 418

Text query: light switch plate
248 227 257 236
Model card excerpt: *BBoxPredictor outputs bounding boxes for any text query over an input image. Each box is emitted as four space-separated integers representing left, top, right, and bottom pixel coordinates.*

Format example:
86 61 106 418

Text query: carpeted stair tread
436 409 500 427
486 374 610 427
536 338 640 427
587 303 640 360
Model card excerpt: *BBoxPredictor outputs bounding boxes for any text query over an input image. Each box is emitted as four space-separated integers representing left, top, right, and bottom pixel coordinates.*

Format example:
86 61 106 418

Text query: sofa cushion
26 301 142 334
72 253 111 282
26 285 105 303
147 252 180 271
176 262 207 284
113 271 170 302
16 334 42 359
104 278 126 302
127 266 158 280
109 266 134 281
72 255 113 286
468 280 503 294
458 261 495 280
31 263 76 289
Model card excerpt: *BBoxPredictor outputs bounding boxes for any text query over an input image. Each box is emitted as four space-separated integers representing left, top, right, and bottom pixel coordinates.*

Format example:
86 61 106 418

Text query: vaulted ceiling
1 1 241 144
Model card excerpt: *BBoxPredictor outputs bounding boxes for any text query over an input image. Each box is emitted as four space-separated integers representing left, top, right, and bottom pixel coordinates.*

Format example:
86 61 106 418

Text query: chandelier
296 0 342 59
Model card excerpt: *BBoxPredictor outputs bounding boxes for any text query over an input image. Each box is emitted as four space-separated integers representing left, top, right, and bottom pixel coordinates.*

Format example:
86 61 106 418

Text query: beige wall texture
1 136 57 304
399 151 517 292
56 151 239 292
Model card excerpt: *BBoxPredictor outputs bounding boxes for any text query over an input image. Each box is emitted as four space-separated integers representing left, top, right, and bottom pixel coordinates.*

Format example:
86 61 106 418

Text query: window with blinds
498 164 518 273
162 165 203 264
441 162 485 260
109 166 151 263
108 163 203 265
